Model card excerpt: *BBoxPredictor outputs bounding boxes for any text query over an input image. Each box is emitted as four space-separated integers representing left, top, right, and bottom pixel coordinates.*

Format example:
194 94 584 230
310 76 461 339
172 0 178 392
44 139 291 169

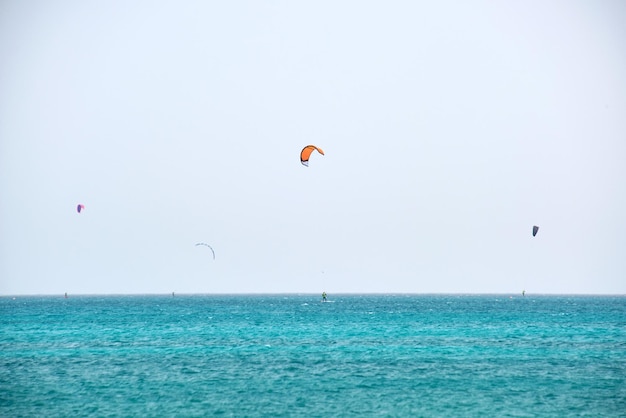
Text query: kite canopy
77 204 85 213
195 243 215 260
532 225 539 237
300 145 324 167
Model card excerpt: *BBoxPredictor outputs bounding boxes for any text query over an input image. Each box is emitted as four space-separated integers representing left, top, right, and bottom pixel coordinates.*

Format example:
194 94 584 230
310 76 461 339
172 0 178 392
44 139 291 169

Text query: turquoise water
1 294 625 416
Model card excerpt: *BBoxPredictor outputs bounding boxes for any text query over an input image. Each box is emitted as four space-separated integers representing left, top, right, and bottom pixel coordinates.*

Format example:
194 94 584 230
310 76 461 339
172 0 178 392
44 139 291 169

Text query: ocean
1 294 625 417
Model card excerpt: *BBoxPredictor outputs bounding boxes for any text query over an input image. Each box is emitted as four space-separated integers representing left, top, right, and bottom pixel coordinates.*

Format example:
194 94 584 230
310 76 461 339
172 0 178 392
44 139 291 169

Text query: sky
1 0 625 295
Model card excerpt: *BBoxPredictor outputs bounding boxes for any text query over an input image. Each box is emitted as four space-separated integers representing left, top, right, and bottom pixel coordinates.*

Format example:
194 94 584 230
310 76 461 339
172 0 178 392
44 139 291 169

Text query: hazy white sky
1 0 625 295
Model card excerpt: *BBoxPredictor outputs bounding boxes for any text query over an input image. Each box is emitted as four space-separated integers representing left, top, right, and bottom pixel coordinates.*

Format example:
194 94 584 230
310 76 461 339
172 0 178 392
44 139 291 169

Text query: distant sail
77 204 85 213
532 225 539 237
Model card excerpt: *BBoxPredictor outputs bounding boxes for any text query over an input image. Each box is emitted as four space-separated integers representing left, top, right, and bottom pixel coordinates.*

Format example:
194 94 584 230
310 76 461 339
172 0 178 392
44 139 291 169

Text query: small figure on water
322 291 327 302
522 290 526 297
64 292 68 299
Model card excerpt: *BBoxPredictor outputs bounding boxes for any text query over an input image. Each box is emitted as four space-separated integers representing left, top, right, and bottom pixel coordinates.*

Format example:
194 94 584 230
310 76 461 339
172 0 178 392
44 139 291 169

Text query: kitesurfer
322 291 327 302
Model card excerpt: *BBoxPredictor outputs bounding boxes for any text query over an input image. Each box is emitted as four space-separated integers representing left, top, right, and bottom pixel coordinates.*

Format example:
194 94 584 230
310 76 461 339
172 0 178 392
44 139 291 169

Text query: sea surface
1 294 625 417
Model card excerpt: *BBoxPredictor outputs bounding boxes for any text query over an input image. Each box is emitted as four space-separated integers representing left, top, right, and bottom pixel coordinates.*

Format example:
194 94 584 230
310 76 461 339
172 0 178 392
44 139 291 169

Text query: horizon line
3 292 625 297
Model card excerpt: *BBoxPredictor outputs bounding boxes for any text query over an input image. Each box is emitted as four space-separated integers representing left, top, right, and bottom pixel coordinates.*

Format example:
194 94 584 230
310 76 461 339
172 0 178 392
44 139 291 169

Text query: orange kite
300 145 324 167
